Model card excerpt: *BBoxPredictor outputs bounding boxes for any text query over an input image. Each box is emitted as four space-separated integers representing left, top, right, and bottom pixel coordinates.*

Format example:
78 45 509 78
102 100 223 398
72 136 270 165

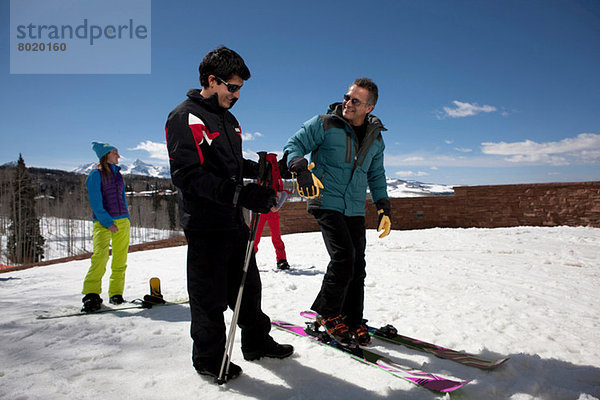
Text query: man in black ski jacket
165 46 293 381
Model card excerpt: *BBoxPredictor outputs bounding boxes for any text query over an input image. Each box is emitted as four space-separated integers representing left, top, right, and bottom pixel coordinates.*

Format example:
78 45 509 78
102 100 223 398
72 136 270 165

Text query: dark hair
352 77 378 106
198 46 251 87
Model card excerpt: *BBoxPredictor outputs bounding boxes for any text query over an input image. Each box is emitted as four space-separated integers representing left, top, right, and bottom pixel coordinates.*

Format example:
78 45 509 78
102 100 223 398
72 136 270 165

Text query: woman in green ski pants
81 141 130 312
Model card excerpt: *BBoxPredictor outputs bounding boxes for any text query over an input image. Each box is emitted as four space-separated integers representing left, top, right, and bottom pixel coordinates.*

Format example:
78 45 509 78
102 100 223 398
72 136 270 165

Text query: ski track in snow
0 226 599 400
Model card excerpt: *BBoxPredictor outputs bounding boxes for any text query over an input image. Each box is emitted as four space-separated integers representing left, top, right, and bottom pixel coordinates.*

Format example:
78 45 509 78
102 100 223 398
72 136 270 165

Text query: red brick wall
265 181 600 235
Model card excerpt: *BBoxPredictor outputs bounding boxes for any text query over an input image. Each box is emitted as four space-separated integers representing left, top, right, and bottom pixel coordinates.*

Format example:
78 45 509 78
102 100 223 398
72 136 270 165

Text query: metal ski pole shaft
217 152 270 385
217 211 260 384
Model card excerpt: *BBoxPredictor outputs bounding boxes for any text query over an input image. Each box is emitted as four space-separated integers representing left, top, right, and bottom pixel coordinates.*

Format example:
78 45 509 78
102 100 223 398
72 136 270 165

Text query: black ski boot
351 324 371 346
316 314 354 346
195 356 242 382
243 336 294 361
276 259 290 270
81 293 102 312
109 295 125 305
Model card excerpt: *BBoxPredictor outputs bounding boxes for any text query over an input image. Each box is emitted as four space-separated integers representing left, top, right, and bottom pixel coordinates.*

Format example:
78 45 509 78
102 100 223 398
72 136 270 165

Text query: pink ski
272 318 470 393
301 310 509 370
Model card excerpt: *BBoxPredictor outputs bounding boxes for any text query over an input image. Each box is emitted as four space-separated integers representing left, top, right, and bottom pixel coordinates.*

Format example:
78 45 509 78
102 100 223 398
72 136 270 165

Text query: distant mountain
120 159 170 178
68 161 454 196
384 178 454 197
71 162 96 175
72 159 170 178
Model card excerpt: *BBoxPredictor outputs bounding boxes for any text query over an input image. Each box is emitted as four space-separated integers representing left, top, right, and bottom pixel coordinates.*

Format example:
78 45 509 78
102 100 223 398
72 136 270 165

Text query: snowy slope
1 227 599 400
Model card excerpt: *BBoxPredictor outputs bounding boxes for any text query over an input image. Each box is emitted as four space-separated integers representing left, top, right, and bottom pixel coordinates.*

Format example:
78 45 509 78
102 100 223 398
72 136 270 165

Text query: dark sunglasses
216 76 243 93
343 94 369 106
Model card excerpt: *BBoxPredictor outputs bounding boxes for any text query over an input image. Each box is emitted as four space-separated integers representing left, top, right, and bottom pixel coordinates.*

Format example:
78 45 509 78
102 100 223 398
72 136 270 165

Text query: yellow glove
294 162 324 199
377 209 391 238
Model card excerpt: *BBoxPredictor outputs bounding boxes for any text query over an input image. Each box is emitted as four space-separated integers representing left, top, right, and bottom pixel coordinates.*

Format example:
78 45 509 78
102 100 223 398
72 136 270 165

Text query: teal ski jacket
284 103 389 216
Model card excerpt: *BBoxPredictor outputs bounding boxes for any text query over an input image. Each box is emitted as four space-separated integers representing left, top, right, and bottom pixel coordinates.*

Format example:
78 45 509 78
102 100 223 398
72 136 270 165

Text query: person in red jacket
253 153 290 270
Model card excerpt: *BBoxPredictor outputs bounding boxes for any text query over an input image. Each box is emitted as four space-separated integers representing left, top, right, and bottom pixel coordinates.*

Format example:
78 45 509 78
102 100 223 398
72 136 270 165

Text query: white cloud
130 141 168 161
402 156 426 162
386 154 458 167
242 131 263 141
243 149 287 162
481 133 600 165
438 100 497 119
395 170 429 178
454 147 473 153
243 150 258 161
386 152 524 168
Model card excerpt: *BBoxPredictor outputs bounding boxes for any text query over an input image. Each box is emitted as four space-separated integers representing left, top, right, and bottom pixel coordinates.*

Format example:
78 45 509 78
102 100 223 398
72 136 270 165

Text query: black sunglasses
216 76 243 93
343 94 369 106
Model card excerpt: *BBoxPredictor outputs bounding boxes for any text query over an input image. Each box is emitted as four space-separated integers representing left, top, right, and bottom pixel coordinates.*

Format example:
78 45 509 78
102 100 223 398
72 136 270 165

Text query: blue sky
1 0 599 186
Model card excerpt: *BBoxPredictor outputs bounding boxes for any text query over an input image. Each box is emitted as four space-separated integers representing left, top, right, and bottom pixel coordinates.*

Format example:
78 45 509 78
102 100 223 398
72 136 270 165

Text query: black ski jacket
165 89 259 231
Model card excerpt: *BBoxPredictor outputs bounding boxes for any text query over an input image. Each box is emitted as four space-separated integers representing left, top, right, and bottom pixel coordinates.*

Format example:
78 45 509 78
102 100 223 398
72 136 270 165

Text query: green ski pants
82 218 130 297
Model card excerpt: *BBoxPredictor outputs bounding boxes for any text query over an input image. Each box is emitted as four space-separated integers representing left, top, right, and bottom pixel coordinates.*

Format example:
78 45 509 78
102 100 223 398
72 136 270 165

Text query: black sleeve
242 158 259 179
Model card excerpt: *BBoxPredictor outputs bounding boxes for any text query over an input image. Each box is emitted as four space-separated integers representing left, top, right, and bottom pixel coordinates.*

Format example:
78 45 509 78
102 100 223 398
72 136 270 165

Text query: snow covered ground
1 226 599 400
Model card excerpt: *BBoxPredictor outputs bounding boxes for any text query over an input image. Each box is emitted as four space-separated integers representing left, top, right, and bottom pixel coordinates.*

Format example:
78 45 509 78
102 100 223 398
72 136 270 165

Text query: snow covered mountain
71 162 97 175
71 162 454 196
120 159 170 178
385 177 454 197
72 159 170 178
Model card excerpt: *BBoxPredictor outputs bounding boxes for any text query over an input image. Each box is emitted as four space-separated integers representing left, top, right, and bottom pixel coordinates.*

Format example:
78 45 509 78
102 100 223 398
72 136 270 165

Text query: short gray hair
352 77 378 105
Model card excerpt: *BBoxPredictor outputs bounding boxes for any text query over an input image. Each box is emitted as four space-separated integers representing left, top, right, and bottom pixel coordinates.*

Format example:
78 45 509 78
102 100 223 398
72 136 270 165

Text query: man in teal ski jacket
284 78 392 347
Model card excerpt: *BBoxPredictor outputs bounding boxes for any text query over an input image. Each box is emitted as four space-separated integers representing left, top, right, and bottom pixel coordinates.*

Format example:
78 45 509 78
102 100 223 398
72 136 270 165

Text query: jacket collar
186 89 228 114
327 102 387 132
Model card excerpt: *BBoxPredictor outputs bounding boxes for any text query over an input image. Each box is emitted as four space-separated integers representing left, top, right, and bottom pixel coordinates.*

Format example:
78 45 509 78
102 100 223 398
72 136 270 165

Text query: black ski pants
310 209 367 328
184 227 271 369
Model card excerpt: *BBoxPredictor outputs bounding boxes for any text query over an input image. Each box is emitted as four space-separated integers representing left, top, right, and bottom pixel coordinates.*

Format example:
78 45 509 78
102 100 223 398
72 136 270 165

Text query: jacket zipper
221 114 243 183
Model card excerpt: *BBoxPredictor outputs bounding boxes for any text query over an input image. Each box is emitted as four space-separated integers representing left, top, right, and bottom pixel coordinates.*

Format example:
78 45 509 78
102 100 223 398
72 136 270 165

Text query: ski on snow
271 318 470 393
300 310 509 370
36 298 189 320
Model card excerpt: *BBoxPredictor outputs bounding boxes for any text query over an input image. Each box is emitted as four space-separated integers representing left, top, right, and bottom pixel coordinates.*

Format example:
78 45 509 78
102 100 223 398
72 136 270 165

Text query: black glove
375 198 392 238
278 151 292 179
289 157 323 199
238 183 277 213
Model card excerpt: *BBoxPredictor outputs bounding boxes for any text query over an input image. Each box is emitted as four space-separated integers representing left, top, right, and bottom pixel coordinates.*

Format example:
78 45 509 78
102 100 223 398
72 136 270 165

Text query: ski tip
467 356 510 369
441 379 472 392
300 310 316 318
495 357 510 367
406 377 471 393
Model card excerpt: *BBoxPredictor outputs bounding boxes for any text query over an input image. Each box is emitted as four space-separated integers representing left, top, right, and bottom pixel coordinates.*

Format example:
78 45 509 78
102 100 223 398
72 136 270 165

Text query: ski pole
217 152 270 385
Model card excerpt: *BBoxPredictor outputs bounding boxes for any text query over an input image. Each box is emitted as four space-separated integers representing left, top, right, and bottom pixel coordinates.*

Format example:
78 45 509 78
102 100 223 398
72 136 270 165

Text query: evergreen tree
7 154 45 264
167 193 177 230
